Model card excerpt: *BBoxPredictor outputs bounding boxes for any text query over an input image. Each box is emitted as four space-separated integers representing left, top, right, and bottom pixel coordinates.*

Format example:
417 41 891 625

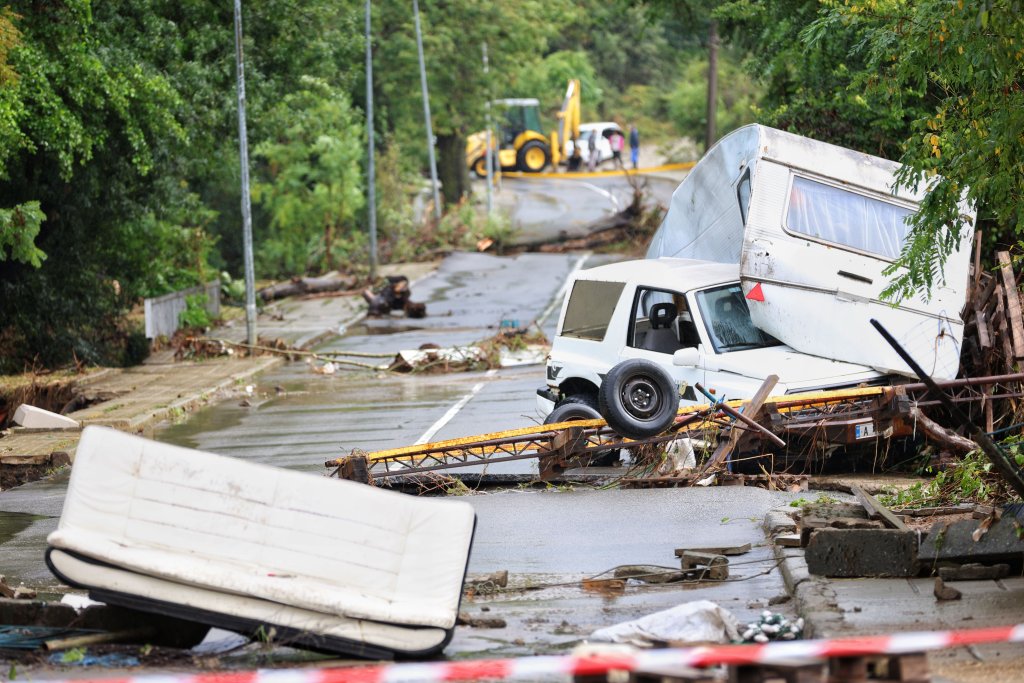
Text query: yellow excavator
466 79 580 176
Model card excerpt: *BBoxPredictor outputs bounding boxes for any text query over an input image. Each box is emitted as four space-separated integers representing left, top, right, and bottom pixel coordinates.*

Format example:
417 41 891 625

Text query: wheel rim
524 147 546 170
473 158 486 176
619 375 661 420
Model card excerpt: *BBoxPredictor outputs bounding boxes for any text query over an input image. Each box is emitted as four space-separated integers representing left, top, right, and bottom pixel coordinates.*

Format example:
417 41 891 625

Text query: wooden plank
973 229 983 294
674 542 751 557
995 292 1015 372
0 454 50 466
851 484 909 531
997 251 1024 358
696 374 779 477
975 306 992 349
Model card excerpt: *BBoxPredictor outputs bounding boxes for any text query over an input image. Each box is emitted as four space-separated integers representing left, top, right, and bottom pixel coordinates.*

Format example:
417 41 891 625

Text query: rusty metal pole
233 0 257 347
872 318 1024 499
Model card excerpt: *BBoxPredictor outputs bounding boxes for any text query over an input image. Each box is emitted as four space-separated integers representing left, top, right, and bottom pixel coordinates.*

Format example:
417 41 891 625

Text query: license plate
854 422 876 440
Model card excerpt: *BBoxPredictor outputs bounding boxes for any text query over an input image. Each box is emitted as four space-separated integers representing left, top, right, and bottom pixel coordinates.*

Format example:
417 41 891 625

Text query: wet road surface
0 246 806 658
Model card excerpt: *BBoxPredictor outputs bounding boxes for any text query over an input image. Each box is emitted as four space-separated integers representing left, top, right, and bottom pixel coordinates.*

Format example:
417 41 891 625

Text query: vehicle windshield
695 284 780 353
560 280 625 341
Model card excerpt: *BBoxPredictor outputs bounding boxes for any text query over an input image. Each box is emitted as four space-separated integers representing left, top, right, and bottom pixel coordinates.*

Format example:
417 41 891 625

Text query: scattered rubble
740 611 803 643
363 275 426 318
12 404 79 430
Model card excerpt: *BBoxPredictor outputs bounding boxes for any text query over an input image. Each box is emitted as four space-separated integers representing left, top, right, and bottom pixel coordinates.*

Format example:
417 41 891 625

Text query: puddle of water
0 510 42 545
346 322 424 336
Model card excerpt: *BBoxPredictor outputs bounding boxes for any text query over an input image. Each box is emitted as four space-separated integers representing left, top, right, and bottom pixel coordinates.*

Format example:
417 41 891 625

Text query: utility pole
365 0 378 278
483 42 493 216
233 0 257 347
413 0 442 221
705 19 719 153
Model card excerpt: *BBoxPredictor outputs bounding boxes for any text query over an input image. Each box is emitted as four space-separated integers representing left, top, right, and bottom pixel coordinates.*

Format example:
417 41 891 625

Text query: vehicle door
618 287 705 405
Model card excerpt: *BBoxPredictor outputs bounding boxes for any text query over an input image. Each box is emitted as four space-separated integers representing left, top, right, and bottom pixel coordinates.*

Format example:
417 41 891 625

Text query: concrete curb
763 507 847 638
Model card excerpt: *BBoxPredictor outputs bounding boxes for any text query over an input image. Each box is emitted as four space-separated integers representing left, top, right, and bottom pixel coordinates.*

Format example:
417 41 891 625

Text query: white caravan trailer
647 124 974 380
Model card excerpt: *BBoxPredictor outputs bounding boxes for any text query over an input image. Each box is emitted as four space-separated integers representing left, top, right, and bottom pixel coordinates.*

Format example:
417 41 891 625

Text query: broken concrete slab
937 563 1010 581
673 542 751 557
13 404 80 430
679 552 729 580
805 529 918 578
918 514 1024 565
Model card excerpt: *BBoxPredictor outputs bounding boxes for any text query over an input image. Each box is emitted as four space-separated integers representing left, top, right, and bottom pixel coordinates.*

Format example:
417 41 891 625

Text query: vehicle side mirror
672 347 701 367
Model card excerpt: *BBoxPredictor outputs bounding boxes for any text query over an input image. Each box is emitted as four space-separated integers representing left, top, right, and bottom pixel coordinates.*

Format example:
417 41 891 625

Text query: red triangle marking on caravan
746 282 765 302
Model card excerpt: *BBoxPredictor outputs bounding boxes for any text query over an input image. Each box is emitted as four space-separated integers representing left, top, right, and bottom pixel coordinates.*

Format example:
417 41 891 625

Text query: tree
373 0 576 206
719 0 925 159
252 78 366 277
806 1 1024 299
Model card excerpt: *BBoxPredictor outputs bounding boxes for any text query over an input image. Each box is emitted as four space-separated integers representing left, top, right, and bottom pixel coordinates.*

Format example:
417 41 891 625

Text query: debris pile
363 275 426 318
740 611 803 643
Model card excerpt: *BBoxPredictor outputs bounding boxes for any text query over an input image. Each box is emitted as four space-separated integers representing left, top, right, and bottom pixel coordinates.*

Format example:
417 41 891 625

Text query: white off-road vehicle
537 258 888 438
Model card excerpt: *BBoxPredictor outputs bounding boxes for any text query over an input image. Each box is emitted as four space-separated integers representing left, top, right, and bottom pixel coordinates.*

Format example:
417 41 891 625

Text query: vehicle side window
785 175 914 260
628 288 700 355
560 280 625 341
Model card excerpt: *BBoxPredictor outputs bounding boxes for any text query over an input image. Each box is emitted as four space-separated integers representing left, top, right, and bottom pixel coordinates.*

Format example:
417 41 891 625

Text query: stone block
938 563 1010 581
13 404 80 429
805 528 918 577
919 515 1024 564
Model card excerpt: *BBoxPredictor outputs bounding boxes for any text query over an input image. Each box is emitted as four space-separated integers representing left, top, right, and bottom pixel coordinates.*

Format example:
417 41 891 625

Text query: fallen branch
258 273 357 302
907 405 977 455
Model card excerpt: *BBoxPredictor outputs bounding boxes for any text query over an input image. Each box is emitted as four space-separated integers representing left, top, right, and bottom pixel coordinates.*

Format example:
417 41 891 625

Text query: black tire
470 155 488 179
544 394 619 466
516 140 550 172
598 359 677 439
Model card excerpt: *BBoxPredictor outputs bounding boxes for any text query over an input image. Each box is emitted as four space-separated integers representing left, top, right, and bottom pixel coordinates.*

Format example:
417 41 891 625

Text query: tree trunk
705 19 719 153
436 132 468 207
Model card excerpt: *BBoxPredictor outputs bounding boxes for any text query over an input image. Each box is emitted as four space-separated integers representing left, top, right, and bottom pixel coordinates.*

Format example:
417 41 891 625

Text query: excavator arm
551 79 580 167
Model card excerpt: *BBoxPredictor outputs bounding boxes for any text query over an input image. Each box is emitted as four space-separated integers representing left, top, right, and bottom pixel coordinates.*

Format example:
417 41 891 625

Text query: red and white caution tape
40 623 1024 683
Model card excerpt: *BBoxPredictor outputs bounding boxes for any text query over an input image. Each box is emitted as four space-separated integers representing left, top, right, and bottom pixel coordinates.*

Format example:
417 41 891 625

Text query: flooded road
0 247 806 657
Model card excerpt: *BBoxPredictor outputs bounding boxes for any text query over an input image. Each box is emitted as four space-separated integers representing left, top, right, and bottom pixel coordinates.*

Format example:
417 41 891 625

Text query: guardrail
143 281 220 339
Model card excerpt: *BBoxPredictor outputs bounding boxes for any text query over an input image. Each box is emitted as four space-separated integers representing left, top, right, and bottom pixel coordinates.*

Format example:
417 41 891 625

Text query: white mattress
47 426 475 657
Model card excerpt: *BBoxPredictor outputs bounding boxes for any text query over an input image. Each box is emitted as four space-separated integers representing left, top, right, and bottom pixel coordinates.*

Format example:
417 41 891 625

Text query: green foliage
720 0 924 158
60 647 86 664
667 51 761 150
179 294 212 330
808 0 1024 300
880 447 1019 510
513 51 604 121
0 200 44 266
252 77 365 277
220 271 246 304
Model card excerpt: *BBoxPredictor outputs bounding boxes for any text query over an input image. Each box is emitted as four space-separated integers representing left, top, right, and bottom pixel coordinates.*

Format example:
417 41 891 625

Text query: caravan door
740 164 971 380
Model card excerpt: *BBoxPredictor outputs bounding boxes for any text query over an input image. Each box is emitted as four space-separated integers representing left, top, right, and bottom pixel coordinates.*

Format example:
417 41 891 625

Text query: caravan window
785 176 914 260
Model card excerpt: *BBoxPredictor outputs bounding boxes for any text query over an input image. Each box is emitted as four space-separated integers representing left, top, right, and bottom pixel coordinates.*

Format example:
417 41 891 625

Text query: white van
647 124 974 381
564 122 623 166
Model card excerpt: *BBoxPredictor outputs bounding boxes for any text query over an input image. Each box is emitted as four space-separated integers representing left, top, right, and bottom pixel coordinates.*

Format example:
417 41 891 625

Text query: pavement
764 507 1024 678
0 262 441 469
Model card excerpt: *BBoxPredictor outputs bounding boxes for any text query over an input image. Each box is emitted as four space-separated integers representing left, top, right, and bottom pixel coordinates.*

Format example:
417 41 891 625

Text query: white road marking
580 181 621 211
415 369 498 445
